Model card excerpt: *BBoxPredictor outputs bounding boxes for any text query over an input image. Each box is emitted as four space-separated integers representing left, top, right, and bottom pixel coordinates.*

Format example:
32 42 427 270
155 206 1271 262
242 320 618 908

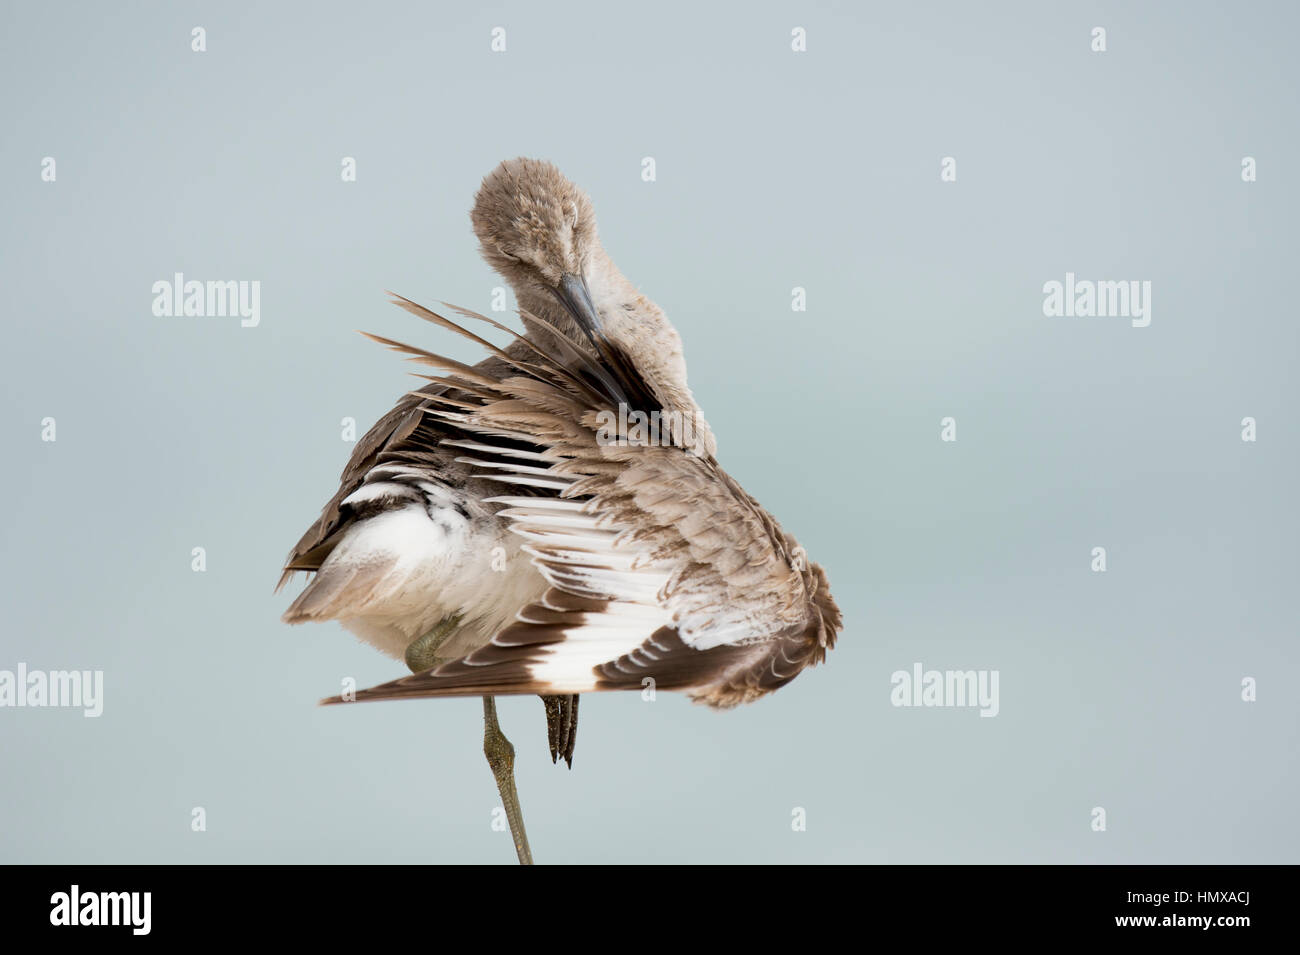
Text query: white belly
286 487 547 662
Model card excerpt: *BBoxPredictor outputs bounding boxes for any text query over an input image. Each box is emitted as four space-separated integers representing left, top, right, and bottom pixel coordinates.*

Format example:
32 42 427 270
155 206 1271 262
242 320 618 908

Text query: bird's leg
483 695 533 865
404 619 533 864
404 613 462 673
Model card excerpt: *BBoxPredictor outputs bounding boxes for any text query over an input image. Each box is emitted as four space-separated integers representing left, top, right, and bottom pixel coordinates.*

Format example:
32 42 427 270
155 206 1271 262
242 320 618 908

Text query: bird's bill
554 272 609 355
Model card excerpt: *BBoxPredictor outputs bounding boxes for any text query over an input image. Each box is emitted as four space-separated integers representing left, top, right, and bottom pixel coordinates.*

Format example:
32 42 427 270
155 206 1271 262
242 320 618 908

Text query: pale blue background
1 0 1296 863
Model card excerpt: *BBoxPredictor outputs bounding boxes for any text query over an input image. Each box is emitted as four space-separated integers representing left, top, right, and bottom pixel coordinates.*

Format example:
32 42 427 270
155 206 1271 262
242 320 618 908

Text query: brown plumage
279 158 841 863
280 158 840 801
313 292 842 709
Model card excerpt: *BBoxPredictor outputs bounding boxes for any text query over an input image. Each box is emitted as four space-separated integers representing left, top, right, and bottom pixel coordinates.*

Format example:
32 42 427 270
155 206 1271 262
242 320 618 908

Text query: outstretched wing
322 297 841 708
276 296 534 591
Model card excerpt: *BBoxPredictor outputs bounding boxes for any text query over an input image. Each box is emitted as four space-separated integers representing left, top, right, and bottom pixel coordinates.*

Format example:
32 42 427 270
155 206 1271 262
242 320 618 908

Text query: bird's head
471 157 717 459
472 157 599 291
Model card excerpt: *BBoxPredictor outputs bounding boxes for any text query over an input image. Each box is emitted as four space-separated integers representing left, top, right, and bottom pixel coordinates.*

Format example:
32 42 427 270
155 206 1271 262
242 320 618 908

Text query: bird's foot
541 694 579 768
404 613 463 673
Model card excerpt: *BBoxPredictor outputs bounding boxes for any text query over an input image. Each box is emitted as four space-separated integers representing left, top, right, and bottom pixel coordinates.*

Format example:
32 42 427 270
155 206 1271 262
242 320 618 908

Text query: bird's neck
511 265 717 459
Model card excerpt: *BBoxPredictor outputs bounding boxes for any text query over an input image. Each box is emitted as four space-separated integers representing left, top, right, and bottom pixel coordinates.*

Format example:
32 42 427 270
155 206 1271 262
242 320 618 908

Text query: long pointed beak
551 271 652 411
554 273 608 358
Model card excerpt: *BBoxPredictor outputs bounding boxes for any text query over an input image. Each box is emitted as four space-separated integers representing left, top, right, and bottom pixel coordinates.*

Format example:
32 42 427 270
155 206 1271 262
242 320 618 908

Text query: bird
278 158 842 864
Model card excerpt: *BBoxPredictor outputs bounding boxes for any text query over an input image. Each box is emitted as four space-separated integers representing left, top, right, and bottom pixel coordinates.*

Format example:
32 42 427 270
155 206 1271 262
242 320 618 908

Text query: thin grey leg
483 695 533 865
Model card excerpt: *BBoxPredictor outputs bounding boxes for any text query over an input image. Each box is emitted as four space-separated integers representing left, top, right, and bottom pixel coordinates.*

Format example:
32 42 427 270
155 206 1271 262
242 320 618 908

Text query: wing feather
317 299 842 708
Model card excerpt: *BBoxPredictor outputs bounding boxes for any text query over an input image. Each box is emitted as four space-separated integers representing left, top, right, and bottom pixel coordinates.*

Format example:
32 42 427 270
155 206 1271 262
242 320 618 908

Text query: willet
279 158 842 864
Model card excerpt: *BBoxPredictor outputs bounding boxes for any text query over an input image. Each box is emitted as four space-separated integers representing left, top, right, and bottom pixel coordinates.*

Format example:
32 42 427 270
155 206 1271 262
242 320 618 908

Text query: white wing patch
481 488 673 688
435 422 789 685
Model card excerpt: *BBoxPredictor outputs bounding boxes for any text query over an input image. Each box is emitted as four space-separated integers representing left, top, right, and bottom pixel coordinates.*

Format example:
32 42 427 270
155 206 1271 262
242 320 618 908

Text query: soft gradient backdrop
1 0 1296 863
